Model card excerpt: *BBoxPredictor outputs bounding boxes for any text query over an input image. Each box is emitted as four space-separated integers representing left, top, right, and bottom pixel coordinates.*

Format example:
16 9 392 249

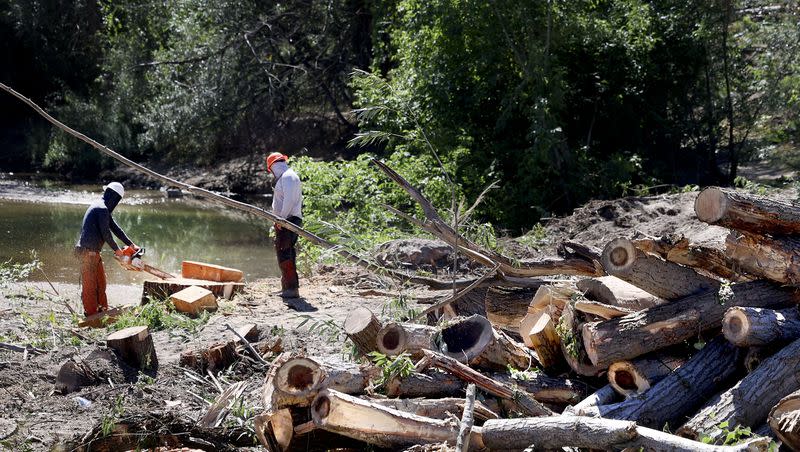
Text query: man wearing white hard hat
74 182 139 317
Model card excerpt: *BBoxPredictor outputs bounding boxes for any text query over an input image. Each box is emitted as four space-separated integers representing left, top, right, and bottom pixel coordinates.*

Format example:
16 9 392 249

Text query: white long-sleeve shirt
271 162 303 219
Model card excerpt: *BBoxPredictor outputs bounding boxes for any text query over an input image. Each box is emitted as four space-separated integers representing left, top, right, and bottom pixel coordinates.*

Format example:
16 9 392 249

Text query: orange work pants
79 251 108 316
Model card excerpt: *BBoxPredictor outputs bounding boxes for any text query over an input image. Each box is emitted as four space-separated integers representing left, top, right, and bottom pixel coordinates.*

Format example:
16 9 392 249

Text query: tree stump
343 307 382 356
106 326 158 369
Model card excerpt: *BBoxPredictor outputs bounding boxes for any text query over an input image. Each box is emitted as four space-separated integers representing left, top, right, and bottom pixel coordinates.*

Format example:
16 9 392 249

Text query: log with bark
384 369 466 398
633 233 749 282
438 315 534 371
607 353 686 397
484 286 539 332
376 322 437 358
582 280 799 368
678 337 800 443
373 397 498 422
106 326 158 370
769 389 800 450
564 384 620 416
179 341 238 373
343 307 382 356
695 186 800 235
254 407 367 452
601 237 719 299
723 306 800 347
575 275 666 310
489 373 590 406
725 230 800 285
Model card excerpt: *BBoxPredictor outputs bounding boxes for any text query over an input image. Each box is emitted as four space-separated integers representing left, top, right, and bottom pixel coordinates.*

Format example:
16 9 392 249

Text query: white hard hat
103 182 125 198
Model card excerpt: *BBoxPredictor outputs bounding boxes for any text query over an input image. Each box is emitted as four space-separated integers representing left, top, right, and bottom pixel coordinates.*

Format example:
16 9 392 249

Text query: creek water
0 187 280 285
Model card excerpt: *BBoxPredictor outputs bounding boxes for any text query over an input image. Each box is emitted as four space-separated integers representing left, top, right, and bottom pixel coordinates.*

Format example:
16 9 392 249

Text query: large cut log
254 407 367 452
588 337 742 429
142 277 243 303
564 384 620 416
582 280 799 368
385 369 465 398
262 354 378 410
519 311 562 368
343 307 382 356
695 186 800 235
106 326 158 369
576 276 666 310
633 234 749 282
602 237 719 299
723 306 800 347
607 353 686 397
310 389 482 449
484 286 539 332
490 373 590 406
179 341 238 373
725 230 800 285
376 322 436 358
559 300 603 376
181 260 243 282
769 389 800 450
169 285 218 316
423 349 553 417
480 416 770 451
678 337 800 442
373 397 498 422
438 315 533 371
574 299 633 319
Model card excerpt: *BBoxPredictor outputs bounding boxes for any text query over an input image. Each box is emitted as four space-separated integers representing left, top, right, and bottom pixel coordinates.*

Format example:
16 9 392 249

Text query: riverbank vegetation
2 1 799 232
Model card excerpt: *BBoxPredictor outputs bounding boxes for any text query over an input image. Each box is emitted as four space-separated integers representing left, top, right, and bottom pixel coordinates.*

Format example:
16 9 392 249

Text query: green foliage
0 252 41 288
368 351 415 391
381 294 420 322
108 299 210 335
699 421 753 446
101 395 126 438
555 315 579 359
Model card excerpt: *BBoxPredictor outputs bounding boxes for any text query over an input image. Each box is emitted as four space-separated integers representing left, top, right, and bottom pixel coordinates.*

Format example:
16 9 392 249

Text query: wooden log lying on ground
607 353 686 397
254 407 366 452
423 349 553 417
142 278 243 303
769 389 800 450
181 260 243 282
725 230 800 285
480 416 770 451
310 389 482 449
582 280 799 368
678 337 800 442
588 337 741 429
484 286 539 332
170 285 218 316
179 341 238 373
343 307 382 356
376 322 436 358
438 315 533 371
106 326 158 369
564 384 619 416
575 276 666 310
574 299 633 319
519 311 562 368
601 237 719 299
723 306 800 346
77 306 131 328
384 369 465 398
695 186 800 235
633 234 749 282
490 373 590 406
374 397 498 422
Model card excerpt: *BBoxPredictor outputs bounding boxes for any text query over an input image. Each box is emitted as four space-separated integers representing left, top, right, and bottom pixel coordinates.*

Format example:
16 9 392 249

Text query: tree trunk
343 307 382 356
589 337 742 430
384 369 465 398
574 299 633 319
485 286 539 333
576 276 666 310
254 406 368 452
695 186 800 235
607 353 686 397
564 384 619 416
633 234 749 282
181 260 243 282
372 397 498 422
106 326 158 369
519 311 562 368
142 278 242 303
678 337 800 442
601 238 719 300
768 389 800 451
723 306 800 346
179 341 238 373
489 373 590 406
725 230 800 284
582 280 799 368
438 315 534 371
376 322 436 358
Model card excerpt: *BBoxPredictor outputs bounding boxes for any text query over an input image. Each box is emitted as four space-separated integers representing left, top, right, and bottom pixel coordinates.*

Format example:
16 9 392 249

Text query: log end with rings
602 238 639 273
694 187 729 224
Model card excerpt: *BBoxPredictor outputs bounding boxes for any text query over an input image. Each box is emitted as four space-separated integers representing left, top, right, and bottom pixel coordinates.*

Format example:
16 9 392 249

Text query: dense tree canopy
1 0 798 230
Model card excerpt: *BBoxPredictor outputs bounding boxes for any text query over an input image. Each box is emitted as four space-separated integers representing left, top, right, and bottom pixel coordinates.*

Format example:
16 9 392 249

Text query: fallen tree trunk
769 389 800 451
695 186 800 235
373 397 498 422
343 307 382 356
582 280 799 368
723 306 800 346
384 369 465 398
376 322 436 358
438 315 533 371
588 337 742 429
601 238 719 300
633 234 749 282
564 384 619 416
607 353 686 397
576 276 666 310
678 337 800 442
480 416 769 451
725 230 800 285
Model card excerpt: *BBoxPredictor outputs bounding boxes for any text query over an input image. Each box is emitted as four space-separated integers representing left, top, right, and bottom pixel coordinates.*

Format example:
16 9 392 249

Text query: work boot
279 288 300 298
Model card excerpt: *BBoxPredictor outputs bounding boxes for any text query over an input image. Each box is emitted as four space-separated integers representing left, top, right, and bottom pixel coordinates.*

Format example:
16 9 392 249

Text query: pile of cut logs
254 187 800 451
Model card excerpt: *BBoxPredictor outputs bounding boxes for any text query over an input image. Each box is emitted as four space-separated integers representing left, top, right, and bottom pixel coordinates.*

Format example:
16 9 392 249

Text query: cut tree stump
519 311 562 368
695 186 800 235
633 234 749 282
678 336 800 443
725 230 800 285
179 341 237 373
582 280 799 368
607 353 686 397
181 260 243 282
106 326 158 369
601 237 719 300
769 389 800 451
723 306 800 347
575 276 666 310
142 277 243 303
169 285 217 316
376 322 436 358
343 307 382 356
438 314 533 371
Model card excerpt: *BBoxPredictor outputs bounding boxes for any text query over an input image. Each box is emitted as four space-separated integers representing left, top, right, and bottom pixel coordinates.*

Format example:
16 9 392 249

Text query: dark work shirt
75 191 132 252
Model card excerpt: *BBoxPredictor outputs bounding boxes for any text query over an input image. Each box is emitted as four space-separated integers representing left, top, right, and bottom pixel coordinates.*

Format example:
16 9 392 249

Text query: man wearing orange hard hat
266 152 303 298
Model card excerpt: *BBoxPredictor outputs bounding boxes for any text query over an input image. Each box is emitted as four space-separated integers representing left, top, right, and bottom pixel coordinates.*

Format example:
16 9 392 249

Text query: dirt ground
1 175 798 451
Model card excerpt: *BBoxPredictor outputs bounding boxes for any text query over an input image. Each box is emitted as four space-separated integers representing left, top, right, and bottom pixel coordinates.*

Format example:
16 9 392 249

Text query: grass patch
107 298 210 335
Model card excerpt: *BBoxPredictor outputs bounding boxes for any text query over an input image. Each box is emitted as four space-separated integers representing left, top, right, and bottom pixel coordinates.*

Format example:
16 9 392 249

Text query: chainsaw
116 245 175 280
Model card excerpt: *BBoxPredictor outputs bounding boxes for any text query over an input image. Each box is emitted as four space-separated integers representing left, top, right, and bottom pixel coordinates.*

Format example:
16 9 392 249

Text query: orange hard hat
266 152 288 172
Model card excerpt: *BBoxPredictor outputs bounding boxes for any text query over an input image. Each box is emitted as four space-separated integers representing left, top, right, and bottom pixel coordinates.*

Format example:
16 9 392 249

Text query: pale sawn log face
576 276 667 310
